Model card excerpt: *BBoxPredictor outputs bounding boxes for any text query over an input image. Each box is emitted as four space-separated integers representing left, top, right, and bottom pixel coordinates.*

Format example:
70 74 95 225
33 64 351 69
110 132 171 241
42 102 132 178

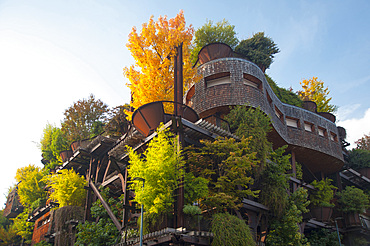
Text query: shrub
309 178 336 207
338 186 369 213
211 213 255 246
46 169 86 207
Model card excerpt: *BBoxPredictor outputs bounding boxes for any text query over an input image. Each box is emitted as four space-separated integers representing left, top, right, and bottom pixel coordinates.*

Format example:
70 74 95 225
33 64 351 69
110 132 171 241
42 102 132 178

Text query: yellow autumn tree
123 10 199 118
298 77 337 113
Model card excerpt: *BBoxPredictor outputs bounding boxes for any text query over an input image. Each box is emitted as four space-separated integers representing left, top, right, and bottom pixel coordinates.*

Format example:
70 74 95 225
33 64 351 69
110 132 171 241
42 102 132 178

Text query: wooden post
174 44 184 228
291 151 298 192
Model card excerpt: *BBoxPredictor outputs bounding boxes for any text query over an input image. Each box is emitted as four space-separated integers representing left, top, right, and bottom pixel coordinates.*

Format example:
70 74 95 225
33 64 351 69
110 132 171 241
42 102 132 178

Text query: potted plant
183 204 202 231
309 178 336 222
338 186 369 227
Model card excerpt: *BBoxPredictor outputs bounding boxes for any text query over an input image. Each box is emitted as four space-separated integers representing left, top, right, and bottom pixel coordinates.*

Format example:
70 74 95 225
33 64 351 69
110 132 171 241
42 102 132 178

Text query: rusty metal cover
132 101 199 137
303 101 317 113
318 112 336 123
198 43 233 65
132 101 165 137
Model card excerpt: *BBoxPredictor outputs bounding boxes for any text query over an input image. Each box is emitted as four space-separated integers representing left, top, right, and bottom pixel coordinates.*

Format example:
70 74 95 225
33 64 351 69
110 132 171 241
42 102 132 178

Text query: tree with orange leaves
298 77 337 113
123 11 199 118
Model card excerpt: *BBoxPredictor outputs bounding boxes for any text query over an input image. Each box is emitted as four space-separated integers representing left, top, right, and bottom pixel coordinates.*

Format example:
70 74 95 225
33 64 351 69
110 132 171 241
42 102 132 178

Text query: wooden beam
89 179 122 232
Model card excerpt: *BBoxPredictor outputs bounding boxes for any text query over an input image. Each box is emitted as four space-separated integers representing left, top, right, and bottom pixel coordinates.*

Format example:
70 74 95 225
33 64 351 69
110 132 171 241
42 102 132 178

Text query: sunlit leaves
128 126 183 214
45 169 86 207
15 165 47 209
124 11 199 118
298 77 337 113
191 19 238 64
186 137 259 211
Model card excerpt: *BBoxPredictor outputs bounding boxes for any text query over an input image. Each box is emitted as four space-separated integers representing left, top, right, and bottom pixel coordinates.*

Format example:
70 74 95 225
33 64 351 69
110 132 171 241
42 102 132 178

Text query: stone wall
187 57 344 174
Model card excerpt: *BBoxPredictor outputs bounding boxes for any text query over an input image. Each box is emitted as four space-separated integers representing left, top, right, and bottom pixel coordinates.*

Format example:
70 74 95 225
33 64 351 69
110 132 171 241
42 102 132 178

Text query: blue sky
0 0 369 206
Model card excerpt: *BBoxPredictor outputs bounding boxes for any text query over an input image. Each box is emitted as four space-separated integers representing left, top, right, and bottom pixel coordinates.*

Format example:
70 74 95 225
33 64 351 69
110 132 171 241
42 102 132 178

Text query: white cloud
337 108 370 148
336 104 361 121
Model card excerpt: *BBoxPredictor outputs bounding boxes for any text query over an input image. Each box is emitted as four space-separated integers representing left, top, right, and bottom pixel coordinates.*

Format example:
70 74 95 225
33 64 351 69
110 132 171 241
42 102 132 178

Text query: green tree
259 146 292 216
15 165 47 209
0 210 21 246
225 105 272 174
235 32 279 72
211 212 256 246
306 228 342 246
298 77 337 113
338 186 369 213
44 169 86 207
40 123 69 170
347 148 370 170
191 19 239 64
265 188 310 246
186 137 259 212
12 210 34 244
128 125 184 214
265 75 303 107
61 94 109 143
75 188 124 246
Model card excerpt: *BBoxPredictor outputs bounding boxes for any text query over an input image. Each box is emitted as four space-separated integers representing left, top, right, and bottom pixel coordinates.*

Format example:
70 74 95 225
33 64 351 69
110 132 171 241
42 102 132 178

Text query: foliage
298 77 337 113
309 178 336 207
184 172 209 205
211 212 255 246
183 204 202 216
15 165 47 209
0 210 11 230
124 11 199 118
296 162 303 180
0 210 21 246
61 94 109 143
40 123 69 171
191 19 239 64
128 125 184 214
235 32 279 71
45 168 86 207
30 197 47 213
187 137 259 212
104 104 130 137
265 188 310 246
355 133 370 150
76 187 123 246
225 105 272 173
265 75 303 107
259 146 291 216
33 241 52 246
338 186 369 213
0 225 21 246
12 210 34 243
306 228 342 246
347 148 370 169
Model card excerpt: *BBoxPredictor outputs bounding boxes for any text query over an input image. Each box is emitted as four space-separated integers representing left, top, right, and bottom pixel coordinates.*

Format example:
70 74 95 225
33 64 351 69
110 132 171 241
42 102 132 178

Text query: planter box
310 206 333 222
70 139 91 153
358 167 370 179
344 212 362 227
59 150 73 163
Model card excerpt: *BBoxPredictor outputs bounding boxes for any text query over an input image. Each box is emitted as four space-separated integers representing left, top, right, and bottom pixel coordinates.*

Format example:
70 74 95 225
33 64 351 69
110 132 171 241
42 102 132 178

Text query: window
318 127 327 137
304 122 314 132
243 74 262 90
266 90 272 105
274 106 283 123
286 117 299 128
205 72 231 88
330 132 338 142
